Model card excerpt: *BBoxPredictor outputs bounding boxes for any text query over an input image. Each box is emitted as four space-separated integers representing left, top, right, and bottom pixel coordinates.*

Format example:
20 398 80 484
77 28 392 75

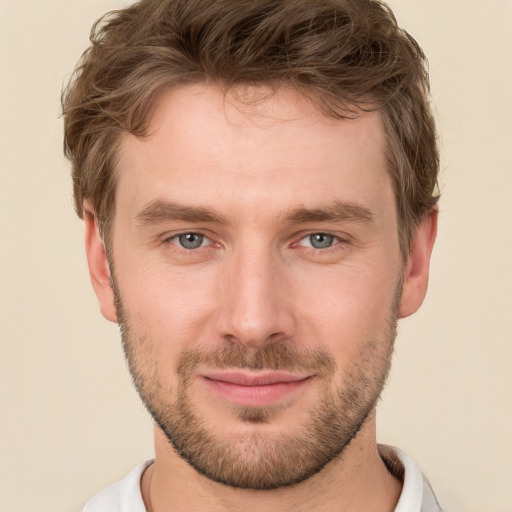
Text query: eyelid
163 230 214 247
293 231 349 249
160 230 349 250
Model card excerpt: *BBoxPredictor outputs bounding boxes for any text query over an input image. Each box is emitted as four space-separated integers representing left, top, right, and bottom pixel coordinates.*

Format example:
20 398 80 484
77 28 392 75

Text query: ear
83 200 118 323
399 208 438 318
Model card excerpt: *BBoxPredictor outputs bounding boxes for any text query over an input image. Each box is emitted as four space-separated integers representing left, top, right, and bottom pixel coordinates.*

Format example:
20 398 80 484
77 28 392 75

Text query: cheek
116 260 219 370
294 263 399 360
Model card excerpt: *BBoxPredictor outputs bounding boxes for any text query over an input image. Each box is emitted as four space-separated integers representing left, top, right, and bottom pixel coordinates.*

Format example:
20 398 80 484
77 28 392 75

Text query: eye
300 233 337 249
172 233 209 250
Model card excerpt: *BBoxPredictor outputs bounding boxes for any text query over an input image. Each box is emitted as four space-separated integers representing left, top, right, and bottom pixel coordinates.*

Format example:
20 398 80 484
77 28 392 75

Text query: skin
84 84 437 512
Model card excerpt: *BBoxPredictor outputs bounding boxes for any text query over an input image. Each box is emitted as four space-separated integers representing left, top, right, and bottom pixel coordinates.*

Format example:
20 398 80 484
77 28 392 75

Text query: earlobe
399 208 438 319
83 201 118 323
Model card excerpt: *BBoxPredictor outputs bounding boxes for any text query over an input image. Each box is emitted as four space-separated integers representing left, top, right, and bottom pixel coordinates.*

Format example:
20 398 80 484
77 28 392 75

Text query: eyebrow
135 199 373 226
284 201 373 224
135 200 228 225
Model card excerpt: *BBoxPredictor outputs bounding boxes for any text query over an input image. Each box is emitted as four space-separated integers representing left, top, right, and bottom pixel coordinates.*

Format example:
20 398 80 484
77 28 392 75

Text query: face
86 84 434 489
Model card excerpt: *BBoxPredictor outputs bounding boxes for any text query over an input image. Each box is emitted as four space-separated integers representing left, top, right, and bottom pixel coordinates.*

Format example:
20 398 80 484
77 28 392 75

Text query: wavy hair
62 0 439 256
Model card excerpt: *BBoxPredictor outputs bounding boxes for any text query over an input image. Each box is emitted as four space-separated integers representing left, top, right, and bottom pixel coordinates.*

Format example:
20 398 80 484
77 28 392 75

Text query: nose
215 244 296 349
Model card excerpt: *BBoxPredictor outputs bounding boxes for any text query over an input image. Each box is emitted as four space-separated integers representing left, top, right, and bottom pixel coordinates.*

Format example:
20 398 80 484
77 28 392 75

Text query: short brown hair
62 0 439 256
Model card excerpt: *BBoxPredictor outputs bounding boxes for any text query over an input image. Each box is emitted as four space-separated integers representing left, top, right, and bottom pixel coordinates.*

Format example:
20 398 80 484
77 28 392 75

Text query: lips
199 370 312 407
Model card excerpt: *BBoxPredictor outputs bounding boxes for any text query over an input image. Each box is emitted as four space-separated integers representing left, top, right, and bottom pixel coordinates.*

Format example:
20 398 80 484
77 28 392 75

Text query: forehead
115 84 393 223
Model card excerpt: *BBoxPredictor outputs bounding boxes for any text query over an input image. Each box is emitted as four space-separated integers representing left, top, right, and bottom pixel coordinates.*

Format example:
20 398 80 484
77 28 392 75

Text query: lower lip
201 377 312 407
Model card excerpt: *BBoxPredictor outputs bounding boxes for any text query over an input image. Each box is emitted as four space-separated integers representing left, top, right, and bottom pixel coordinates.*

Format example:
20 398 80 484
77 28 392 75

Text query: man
62 0 441 510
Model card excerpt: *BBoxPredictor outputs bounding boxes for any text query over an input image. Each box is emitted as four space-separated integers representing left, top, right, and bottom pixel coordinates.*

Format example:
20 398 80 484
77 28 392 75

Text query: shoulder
82 460 153 512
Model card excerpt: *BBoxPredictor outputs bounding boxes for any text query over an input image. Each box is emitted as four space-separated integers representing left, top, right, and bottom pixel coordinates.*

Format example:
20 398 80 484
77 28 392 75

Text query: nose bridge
216 239 294 347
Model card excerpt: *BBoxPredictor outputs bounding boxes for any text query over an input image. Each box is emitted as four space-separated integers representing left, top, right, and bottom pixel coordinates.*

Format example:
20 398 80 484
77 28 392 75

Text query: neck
141 412 402 512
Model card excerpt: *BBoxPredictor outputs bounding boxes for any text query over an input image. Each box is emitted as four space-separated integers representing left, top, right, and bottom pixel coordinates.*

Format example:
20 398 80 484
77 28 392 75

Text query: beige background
1 1 511 511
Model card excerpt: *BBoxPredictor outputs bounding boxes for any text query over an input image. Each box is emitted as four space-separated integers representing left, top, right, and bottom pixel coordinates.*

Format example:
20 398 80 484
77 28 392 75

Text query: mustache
177 343 336 378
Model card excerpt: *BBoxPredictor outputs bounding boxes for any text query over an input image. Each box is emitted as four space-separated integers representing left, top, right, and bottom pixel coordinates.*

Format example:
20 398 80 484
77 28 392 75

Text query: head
63 0 439 490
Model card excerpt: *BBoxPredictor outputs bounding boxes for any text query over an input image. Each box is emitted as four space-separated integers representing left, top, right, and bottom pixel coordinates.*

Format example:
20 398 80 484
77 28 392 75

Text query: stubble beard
112 275 400 490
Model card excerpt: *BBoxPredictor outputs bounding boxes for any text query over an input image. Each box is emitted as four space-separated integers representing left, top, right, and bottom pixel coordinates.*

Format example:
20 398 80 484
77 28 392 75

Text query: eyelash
294 233 344 250
164 231 347 252
165 232 215 250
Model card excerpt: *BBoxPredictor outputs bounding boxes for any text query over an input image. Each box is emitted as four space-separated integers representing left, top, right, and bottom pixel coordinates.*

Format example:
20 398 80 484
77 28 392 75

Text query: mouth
198 370 313 407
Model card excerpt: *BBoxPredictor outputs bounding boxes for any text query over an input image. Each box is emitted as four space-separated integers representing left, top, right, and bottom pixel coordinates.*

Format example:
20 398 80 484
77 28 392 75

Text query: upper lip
200 370 312 386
